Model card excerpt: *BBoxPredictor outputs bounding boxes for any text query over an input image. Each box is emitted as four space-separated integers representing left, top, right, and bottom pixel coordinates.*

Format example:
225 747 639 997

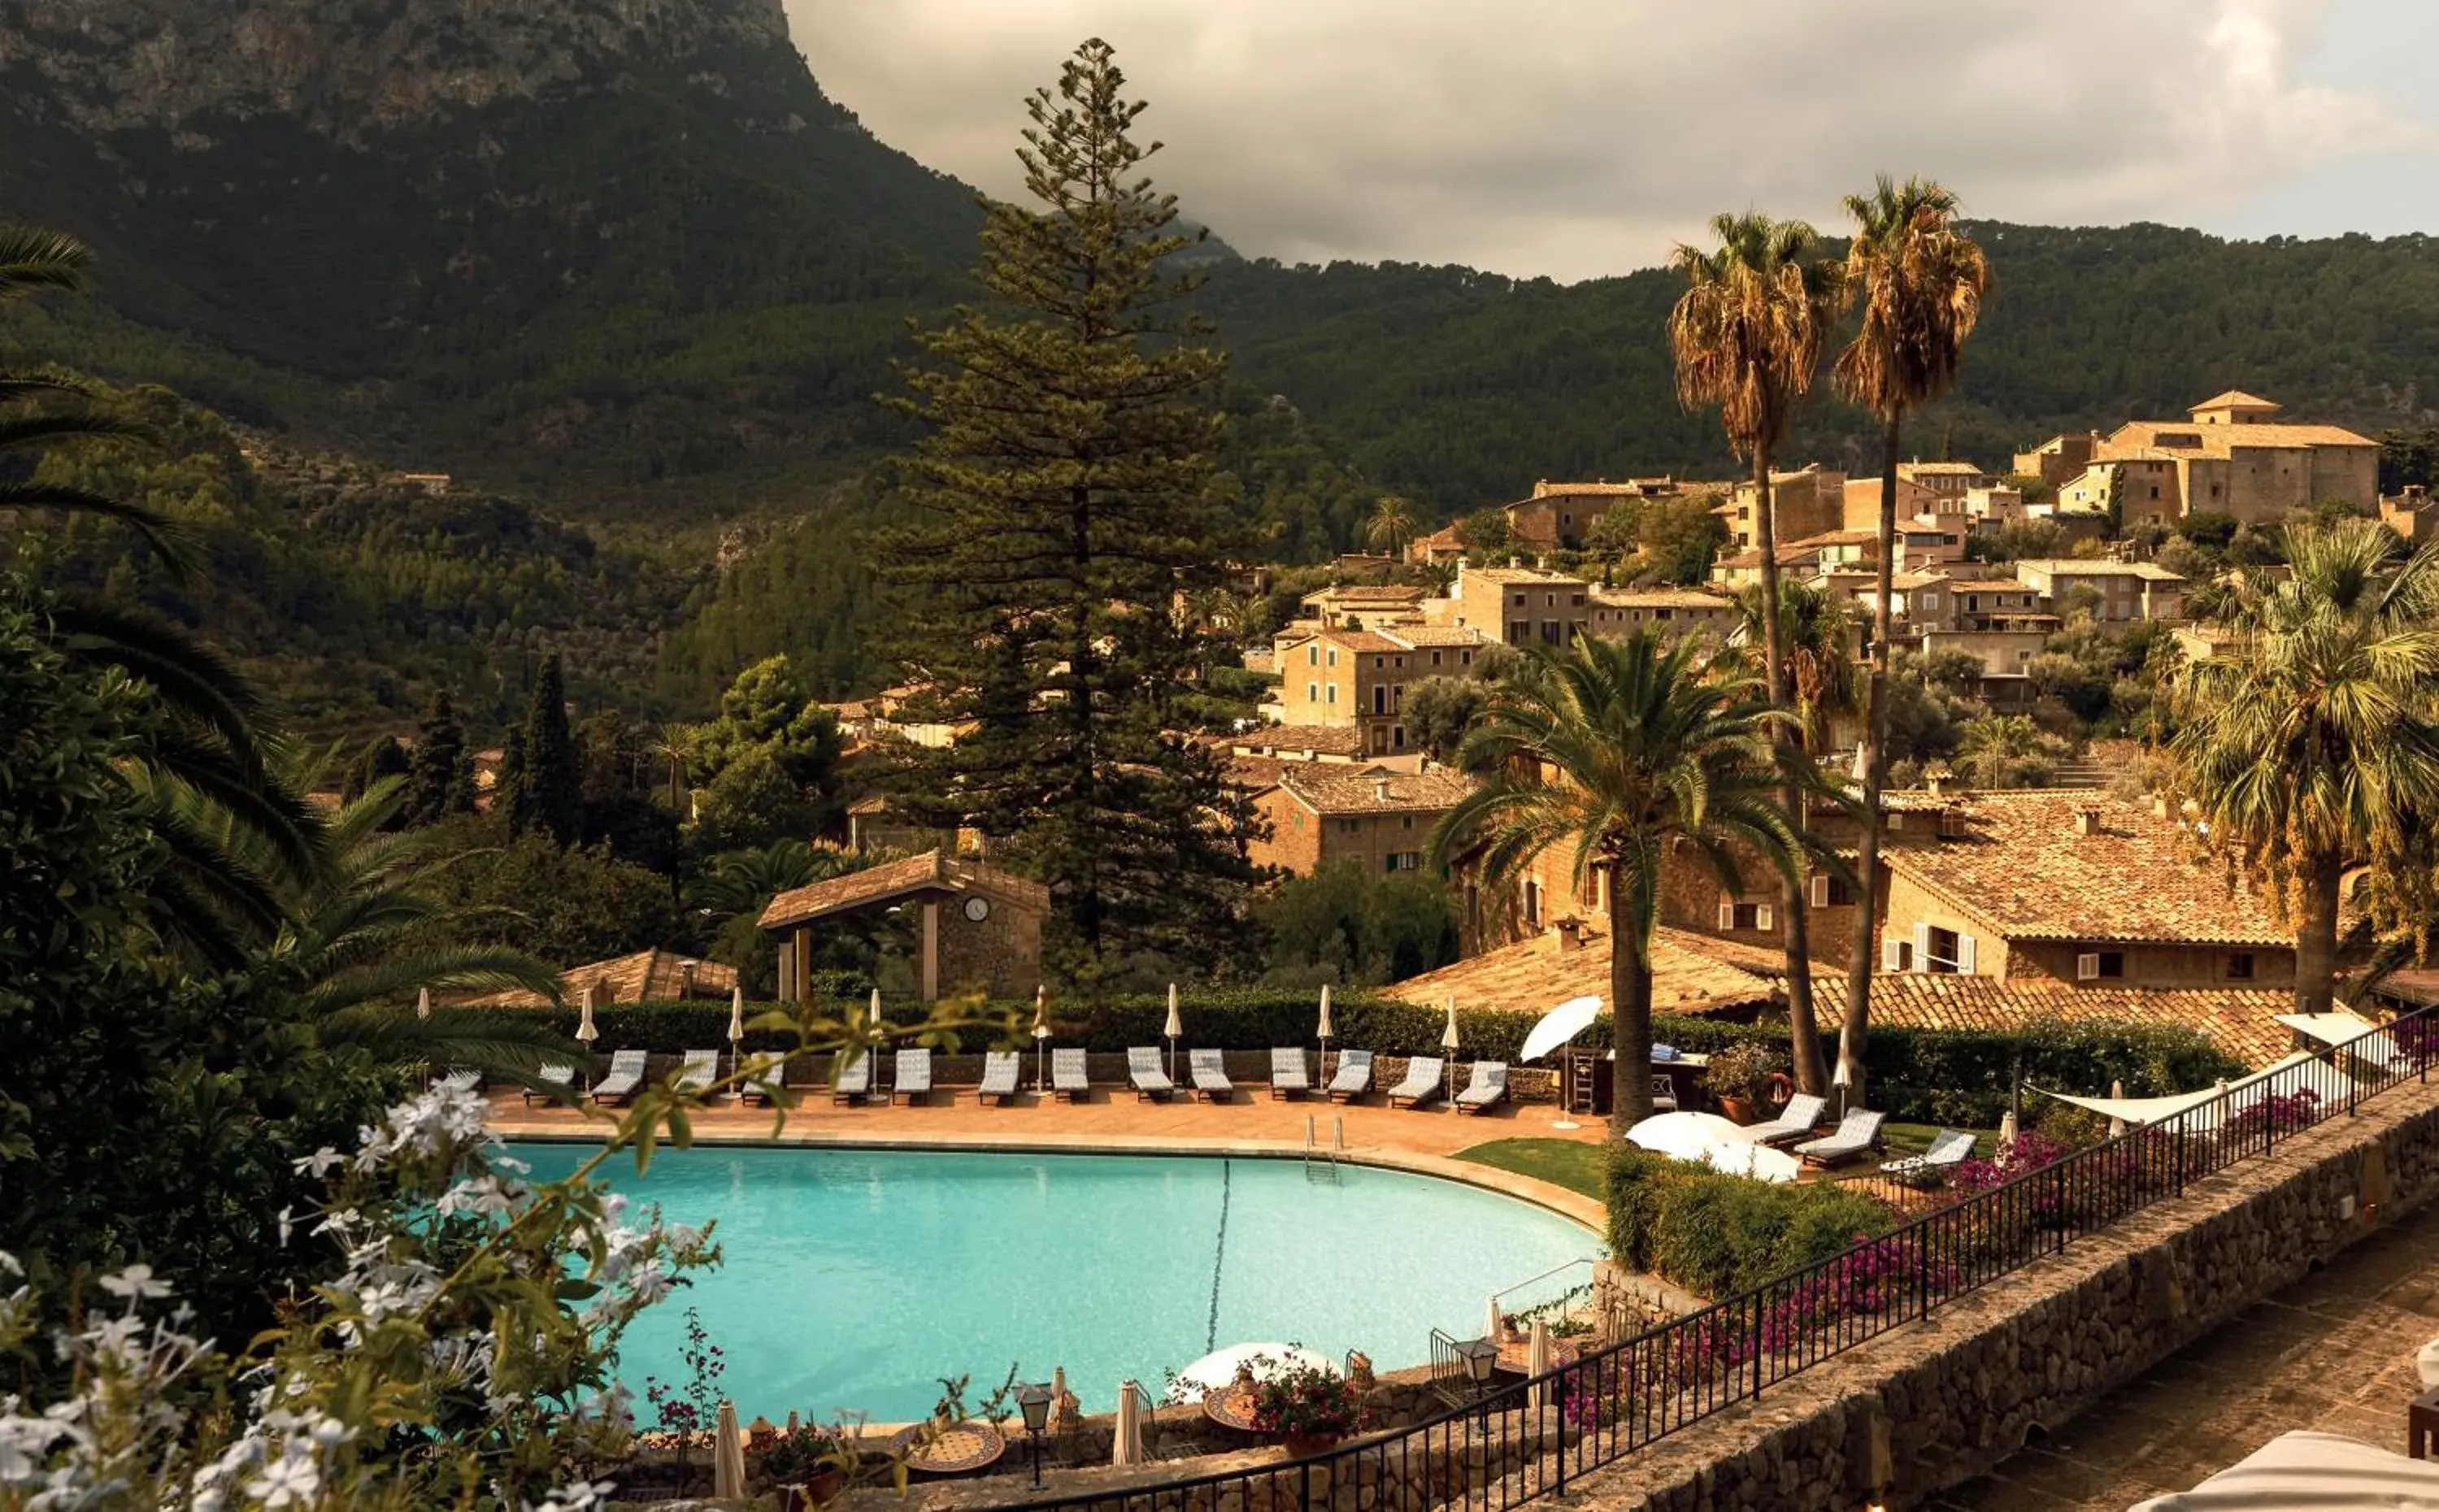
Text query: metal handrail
976 1001 2437 1512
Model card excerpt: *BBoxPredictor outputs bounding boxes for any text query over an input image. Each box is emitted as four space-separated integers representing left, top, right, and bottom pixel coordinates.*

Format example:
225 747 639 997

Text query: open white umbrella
1519 995 1600 1064
1111 1380 1146 1466
1166 984 1184 1083
712 1401 746 1501
1702 1138 1801 1184
415 986 432 1022
1172 1343 1332 1395
1625 1110 1744 1161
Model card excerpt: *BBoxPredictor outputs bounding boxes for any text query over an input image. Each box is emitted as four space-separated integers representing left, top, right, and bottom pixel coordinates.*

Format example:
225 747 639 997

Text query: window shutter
1755 904 1776 932
1809 874 1830 909
1958 934 1978 974
1717 902 1736 931
1913 922 1932 964
2076 951 2101 981
1887 812 1905 832
1882 936 1905 972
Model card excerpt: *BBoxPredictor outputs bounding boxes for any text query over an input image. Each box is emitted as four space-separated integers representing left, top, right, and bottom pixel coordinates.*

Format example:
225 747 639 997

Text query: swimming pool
510 1143 1596 1424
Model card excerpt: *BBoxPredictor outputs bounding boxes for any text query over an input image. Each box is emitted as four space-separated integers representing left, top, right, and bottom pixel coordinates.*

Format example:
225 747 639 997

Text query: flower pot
1719 1095 1756 1125
1282 1432 1342 1459
779 1470 845 1510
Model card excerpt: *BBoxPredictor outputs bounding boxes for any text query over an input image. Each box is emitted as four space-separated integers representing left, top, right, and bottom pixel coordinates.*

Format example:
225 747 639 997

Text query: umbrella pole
1550 1046 1580 1132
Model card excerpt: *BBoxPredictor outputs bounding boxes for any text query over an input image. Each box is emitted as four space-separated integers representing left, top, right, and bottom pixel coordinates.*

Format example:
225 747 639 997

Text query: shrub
1606 1145 1892 1300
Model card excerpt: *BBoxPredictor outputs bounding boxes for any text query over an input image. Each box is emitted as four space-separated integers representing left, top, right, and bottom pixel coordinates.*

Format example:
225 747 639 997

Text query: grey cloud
785 0 2418 281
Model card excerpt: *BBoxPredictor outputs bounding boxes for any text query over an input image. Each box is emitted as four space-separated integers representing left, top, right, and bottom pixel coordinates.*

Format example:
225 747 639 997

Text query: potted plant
1703 1041 1786 1124
755 1422 848 1510
1248 1362 1366 1458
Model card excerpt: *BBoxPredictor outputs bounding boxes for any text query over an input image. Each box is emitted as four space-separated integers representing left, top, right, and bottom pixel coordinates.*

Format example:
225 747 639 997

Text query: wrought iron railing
977 1002 2437 1512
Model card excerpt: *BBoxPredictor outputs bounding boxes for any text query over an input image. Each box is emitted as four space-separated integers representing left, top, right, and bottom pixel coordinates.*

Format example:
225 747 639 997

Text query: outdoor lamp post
1015 1381 1053 1486
1456 1336 1500 1436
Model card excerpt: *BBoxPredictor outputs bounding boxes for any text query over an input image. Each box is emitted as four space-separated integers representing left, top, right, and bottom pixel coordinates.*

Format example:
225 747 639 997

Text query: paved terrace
1937 1194 2439 1510
485 1087 1613 1229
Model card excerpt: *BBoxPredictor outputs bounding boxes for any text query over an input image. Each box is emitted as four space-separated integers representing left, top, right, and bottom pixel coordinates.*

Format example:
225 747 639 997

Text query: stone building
1583 587 1737 641
2013 431 2102 492
2054 391 2378 527
1267 625 1493 756
1437 563 1593 649
1714 465 1846 553
1242 763 1476 877
758 850 1046 1002
2012 558 2188 622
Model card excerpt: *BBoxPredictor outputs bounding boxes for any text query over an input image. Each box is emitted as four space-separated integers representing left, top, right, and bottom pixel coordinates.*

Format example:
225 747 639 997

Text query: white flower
97 1265 171 1301
291 1148 345 1179
276 1207 293 1249
247 1449 320 1508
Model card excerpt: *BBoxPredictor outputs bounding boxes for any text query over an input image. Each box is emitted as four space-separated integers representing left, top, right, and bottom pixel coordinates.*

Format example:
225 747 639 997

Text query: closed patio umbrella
1166 983 1184 1083
712 1401 746 1501
1033 985 1050 1089
1316 985 1334 1080
1527 1317 1553 1409
1111 1380 1146 1466
726 988 747 1100
1441 997 1461 1099
415 986 431 1022
575 987 598 1090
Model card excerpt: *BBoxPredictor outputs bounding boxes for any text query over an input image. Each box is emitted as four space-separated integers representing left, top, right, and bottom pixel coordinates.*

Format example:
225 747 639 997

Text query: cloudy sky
781 0 2435 284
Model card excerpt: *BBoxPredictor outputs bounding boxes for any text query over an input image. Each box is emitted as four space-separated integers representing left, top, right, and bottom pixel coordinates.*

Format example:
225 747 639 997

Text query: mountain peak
0 0 797 142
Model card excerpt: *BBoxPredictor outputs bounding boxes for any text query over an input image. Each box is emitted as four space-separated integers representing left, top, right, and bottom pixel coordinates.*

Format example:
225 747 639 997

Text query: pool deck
485 1089 1611 1232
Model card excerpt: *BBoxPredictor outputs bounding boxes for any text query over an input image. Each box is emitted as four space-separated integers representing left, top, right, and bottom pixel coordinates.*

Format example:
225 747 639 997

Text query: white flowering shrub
0 1075 710 1511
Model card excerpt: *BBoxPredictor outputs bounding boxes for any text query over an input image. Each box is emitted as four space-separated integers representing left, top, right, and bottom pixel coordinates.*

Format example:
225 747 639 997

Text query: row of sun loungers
553 1046 1508 1112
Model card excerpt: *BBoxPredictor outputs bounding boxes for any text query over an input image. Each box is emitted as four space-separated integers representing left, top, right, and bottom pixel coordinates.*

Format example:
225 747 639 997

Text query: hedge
1606 1145 1893 1298
441 989 2246 1125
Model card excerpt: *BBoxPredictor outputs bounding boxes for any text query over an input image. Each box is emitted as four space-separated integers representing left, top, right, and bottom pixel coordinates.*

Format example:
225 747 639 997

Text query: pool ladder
1303 1114 1345 1182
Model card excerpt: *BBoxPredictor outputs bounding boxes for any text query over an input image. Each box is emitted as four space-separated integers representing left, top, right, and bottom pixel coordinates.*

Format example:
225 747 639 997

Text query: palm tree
1956 713 2041 789
1831 177 1990 1104
2171 519 2439 1014
1731 580 1859 757
1365 495 1418 560
1431 632 1806 1134
1667 211 1845 1094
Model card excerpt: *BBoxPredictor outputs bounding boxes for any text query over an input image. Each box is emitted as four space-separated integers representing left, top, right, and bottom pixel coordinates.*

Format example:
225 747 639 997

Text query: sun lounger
892 1047 933 1106
1326 1049 1375 1102
1268 1048 1311 1099
675 1049 720 1093
1795 1109 1887 1167
1454 1062 1508 1114
1189 1049 1234 1102
741 1054 788 1106
1739 1093 1828 1147
522 1062 576 1106
1051 1047 1090 1102
1127 1046 1176 1101
1879 1127 1977 1186
1387 1056 1446 1110
589 1049 647 1106
832 1049 872 1106
977 1051 1022 1106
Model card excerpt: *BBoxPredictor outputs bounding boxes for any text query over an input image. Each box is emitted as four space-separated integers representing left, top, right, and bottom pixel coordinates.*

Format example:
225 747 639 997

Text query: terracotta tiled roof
1381 625 1493 647
2110 419 2373 453
1304 584 1426 606
459 949 738 1009
757 851 1050 930
1881 791 2289 946
1279 763 1477 816
1389 923 1775 1018
1237 725 1365 757
2191 389 2280 413
1593 588 1735 610
2014 559 2187 582
1898 461 1988 476
1323 630 1406 653
1786 528 1881 550
1810 973 2293 1068
1947 579 2033 593
1220 755 1290 792
1474 567 1588 586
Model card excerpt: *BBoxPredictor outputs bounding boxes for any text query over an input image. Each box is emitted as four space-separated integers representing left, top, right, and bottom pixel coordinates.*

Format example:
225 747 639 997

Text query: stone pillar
793 928 814 1006
920 900 940 1002
776 943 794 1005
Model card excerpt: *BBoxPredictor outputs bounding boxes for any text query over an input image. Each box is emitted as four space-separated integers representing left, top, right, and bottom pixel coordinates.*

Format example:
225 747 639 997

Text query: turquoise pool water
510 1144 1595 1423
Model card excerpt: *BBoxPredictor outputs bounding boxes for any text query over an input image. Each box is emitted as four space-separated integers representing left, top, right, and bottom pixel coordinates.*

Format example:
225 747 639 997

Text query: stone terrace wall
1576 1075 2439 1510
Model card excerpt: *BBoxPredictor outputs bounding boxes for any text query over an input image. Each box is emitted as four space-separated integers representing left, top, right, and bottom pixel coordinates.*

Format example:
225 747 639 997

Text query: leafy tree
1955 713 2046 788
427 823 683 969
1433 632 1805 1133
692 745 823 853
511 654 582 845
877 38 1259 984
346 734 410 805
402 687 476 827
2171 519 2439 1013
1402 675 1493 764
1257 860 1459 986
2178 511 2240 551
1635 493 1729 584
1667 211 1844 1095
1730 580 1858 757
1831 176 1989 1104
1454 507 1511 555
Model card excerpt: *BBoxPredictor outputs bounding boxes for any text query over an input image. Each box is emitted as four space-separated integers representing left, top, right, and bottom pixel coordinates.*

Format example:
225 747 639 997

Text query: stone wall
1572 1073 2439 1510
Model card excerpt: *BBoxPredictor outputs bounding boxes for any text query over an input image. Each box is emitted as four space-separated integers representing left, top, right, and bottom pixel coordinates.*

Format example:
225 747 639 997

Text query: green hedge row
441 991 2245 1126
1606 1145 1893 1298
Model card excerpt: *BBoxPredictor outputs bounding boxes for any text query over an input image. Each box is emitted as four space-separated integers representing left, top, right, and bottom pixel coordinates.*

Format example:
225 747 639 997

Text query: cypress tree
498 724 530 836
402 687 475 827
879 38 1259 984
520 654 583 845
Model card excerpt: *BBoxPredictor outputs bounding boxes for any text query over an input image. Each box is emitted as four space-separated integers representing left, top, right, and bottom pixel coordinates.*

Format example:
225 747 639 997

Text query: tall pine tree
516 654 583 845
402 687 476 828
880 38 1259 984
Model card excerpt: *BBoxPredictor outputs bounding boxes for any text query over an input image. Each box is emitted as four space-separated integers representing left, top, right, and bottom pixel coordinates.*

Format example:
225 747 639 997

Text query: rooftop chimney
1553 917 1585 952
679 958 698 997
1373 776 1392 803
2074 806 2103 837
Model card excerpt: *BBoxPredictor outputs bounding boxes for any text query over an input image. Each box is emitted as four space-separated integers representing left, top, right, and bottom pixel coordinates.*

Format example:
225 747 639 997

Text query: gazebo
757 850 1047 1003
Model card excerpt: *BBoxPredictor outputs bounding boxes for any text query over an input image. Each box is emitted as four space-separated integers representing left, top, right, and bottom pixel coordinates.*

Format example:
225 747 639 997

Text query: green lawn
1455 1138 1609 1199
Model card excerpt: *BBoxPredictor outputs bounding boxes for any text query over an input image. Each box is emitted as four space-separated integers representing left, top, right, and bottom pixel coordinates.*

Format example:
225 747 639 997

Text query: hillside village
760 387 2424 1078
